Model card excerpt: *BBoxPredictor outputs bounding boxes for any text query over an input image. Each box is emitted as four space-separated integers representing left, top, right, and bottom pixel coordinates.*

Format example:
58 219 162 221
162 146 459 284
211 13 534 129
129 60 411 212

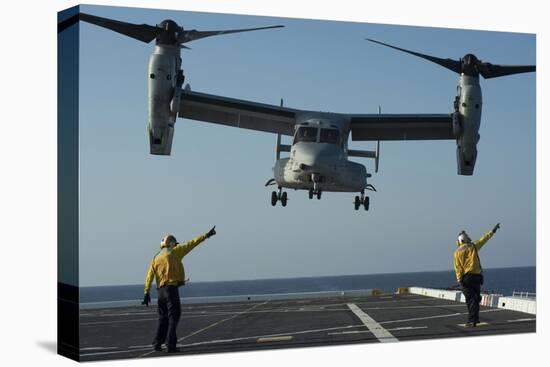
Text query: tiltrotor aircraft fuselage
58 12 535 211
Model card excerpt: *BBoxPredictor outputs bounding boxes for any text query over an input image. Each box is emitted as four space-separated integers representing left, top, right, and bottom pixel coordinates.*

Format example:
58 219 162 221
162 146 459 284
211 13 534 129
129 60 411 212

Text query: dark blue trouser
153 285 181 349
462 274 482 323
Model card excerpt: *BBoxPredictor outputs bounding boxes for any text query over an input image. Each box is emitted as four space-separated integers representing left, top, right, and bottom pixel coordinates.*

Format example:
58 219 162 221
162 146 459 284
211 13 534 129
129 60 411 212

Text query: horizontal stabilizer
348 141 380 173
279 144 291 153
348 149 376 158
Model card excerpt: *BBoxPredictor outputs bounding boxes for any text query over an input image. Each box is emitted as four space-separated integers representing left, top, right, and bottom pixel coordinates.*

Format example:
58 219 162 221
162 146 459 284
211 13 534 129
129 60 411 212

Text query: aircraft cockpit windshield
320 128 339 144
294 127 318 144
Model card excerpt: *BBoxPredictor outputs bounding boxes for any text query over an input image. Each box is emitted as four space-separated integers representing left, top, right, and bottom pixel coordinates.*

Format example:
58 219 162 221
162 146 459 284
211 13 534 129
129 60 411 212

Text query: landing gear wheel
316 191 322 200
271 191 277 206
281 192 288 207
308 189 314 199
353 190 370 211
271 187 288 207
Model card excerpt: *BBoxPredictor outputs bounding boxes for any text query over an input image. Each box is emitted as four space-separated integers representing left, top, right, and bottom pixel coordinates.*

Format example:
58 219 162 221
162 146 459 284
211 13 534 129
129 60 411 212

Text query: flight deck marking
80 346 118 351
176 301 268 342
138 301 269 358
82 348 153 357
347 303 398 343
91 310 157 317
257 336 293 343
78 306 529 358
379 309 504 325
389 326 428 331
80 297 428 318
128 345 154 349
458 322 489 327
328 326 427 335
79 299 520 359
81 323 367 358
507 318 536 323
81 308 355 325
81 317 159 325
359 304 466 311
172 324 365 348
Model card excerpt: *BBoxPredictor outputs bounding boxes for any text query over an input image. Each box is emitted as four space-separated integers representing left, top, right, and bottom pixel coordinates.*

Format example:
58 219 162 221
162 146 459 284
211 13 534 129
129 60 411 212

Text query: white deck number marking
347 303 398 343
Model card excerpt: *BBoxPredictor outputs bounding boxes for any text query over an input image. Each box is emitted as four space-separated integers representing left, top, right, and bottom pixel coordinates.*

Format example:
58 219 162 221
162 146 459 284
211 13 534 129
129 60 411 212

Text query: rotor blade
179 25 284 43
477 63 536 79
80 13 162 43
366 38 462 74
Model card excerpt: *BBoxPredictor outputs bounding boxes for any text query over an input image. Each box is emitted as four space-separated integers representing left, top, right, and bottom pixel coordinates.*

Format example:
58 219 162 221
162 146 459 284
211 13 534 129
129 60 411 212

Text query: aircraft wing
349 114 454 141
179 90 298 136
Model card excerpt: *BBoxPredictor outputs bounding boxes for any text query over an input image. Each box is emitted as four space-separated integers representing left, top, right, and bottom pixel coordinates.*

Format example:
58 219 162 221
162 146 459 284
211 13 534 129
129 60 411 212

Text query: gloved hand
492 223 501 234
142 292 151 307
206 226 216 238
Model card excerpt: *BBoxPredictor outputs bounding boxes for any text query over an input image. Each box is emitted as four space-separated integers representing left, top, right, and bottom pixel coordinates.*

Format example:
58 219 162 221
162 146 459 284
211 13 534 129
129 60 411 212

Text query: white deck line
80 323 367 357
379 308 503 325
138 301 268 358
82 304 469 326
177 301 268 342
328 325 427 335
347 303 398 343
507 318 536 323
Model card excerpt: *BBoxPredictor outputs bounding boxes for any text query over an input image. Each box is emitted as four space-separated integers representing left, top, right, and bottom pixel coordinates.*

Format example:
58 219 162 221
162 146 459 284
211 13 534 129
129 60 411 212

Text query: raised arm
474 223 500 251
173 226 217 259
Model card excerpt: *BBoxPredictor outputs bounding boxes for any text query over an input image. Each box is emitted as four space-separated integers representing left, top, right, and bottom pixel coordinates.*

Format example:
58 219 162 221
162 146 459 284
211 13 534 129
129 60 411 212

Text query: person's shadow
36 340 57 354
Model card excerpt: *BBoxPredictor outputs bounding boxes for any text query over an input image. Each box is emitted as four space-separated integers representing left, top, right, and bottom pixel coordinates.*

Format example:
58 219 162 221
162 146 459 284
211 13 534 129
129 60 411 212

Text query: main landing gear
354 190 369 211
308 189 322 200
271 186 288 207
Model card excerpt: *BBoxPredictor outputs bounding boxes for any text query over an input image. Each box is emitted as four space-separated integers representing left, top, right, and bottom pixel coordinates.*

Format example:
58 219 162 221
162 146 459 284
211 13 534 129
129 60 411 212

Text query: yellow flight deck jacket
144 234 208 294
454 230 495 283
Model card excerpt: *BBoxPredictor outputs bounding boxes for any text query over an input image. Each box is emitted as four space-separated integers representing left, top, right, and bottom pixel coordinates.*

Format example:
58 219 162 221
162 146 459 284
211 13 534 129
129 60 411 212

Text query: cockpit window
294 127 318 143
320 128 339 144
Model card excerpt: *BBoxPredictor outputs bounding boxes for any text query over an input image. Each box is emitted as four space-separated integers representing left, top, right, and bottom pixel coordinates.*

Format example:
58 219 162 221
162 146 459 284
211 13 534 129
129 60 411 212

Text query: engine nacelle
147 45 181 155
456 138 478 176
454 75 482 175
148 123 175 155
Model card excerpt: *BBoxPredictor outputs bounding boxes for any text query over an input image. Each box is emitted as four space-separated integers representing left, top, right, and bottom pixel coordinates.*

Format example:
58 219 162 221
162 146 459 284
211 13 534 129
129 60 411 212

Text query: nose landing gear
271 186 288 207
354 191 369 211
308 173 322 200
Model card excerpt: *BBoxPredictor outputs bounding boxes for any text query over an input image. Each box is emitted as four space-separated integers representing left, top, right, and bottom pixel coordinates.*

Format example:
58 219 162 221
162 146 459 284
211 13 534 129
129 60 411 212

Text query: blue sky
77 4 535 286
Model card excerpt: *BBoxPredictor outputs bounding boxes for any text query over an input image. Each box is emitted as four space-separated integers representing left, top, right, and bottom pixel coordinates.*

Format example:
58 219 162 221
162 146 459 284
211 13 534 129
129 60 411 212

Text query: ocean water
80 266 535 303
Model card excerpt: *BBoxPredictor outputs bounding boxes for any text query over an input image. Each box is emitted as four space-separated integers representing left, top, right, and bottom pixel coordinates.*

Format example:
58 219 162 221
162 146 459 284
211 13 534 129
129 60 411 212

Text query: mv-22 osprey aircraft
59 12 535 211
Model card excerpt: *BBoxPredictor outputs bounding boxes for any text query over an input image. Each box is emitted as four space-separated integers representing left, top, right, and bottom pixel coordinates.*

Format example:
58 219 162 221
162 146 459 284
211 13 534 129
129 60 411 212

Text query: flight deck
78 291 536 361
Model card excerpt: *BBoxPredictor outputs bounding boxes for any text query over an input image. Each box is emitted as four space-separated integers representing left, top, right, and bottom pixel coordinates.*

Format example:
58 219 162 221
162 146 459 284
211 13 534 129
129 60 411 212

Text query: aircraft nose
294 143 340 168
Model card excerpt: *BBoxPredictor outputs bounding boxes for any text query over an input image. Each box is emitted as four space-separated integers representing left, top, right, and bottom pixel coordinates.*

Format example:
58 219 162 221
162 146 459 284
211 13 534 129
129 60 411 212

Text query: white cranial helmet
160 234 177 249
457 231 471 245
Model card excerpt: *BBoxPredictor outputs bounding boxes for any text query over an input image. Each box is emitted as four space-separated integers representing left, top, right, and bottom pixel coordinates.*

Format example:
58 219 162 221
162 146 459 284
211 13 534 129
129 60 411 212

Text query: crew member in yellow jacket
143 226 216 353
454 223 499 327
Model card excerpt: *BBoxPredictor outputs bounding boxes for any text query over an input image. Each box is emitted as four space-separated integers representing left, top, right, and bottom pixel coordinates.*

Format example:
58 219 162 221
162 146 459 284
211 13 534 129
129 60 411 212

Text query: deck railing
512 290 536 299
